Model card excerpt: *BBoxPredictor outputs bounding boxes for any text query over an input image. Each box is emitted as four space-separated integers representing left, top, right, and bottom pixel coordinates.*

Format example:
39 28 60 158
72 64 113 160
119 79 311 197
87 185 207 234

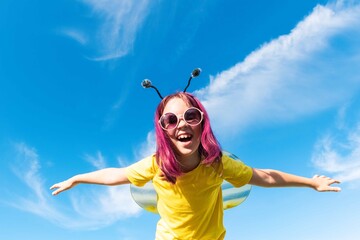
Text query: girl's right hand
50 179 76 195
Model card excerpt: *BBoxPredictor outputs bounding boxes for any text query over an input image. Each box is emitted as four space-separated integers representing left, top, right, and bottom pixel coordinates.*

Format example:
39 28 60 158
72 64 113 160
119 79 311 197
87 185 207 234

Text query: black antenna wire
141 68 201 99
141 79 164 99
183 68 201 93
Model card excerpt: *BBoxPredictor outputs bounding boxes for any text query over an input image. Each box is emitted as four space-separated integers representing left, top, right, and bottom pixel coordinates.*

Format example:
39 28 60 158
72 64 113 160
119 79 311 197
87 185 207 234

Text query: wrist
70 175 81 184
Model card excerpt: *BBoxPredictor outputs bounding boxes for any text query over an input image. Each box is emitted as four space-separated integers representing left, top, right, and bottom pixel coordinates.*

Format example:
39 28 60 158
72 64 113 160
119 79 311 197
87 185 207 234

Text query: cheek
194 127 202 141
165 129 177 140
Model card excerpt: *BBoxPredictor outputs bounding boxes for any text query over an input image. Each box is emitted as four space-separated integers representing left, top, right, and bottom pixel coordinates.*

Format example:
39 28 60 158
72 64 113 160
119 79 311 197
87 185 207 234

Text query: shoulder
221 153 243 167
125 154 159 186
220 152 253 182
208 153 246 177
205 151 253 187
126 154 159 175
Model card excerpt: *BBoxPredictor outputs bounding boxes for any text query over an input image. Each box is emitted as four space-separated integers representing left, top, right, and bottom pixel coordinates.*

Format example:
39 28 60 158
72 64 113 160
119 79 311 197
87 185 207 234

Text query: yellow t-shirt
125 154 253 240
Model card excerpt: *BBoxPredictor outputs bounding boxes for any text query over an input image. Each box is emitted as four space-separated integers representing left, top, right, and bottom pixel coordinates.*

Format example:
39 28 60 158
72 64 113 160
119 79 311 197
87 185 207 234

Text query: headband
141 68 202 99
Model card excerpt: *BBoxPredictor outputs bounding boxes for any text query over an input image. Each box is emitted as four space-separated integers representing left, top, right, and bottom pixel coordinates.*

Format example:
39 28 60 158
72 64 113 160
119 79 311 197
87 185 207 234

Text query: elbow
104 168 131 185
250 169 278 187
260 172 277 187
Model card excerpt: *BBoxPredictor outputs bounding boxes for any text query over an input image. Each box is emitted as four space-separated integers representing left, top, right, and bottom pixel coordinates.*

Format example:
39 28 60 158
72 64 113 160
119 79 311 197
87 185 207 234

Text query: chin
178 149 195 157
175 145 199 158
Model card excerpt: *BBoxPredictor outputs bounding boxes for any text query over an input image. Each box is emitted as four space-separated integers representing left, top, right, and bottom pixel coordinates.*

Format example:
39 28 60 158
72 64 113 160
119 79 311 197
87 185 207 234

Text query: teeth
177 134 191 140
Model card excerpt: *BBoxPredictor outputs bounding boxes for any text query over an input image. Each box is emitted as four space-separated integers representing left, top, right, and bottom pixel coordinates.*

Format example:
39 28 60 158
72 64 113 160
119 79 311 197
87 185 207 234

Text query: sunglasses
159 107 204 130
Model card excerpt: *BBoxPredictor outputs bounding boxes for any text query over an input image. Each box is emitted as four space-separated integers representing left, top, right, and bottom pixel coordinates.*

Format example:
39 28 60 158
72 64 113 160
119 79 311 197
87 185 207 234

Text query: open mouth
177 134 192 142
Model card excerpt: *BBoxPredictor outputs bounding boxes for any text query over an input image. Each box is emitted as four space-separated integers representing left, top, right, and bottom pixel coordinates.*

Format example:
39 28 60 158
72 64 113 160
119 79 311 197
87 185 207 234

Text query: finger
328 186 342 192
52 189 61 196
313 174 319 178
328 178 341 184
49 184 59 190
320 186 342 192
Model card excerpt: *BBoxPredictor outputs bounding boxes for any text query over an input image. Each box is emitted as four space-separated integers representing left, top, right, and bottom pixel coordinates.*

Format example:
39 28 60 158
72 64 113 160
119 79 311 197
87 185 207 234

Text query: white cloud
195 2 360 136
312 123 360 187
80 0 151 60
84 151 107 169
7 142 141 230
135 131 156 160
103 95 129 130
71 186 140 226
117 156 128 167
9 143 75 226
58 28 88 45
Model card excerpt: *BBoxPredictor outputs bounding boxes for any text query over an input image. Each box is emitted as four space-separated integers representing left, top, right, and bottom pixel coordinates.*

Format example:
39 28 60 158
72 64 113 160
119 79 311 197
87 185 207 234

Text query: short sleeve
221 154 253 187
125 155 158 187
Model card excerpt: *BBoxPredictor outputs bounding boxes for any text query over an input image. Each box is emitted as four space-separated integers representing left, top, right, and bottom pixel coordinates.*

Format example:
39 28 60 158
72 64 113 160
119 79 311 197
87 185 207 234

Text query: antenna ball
141 79 152 88
191 68 202 77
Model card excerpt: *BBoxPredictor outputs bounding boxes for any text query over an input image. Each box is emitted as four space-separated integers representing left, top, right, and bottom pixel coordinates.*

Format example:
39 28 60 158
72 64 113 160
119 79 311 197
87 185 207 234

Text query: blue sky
1 0 360 239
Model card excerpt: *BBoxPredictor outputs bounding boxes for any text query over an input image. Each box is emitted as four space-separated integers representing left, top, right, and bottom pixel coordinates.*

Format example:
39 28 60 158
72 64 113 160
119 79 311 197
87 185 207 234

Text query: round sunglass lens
184 108 202 125
161 113 178 130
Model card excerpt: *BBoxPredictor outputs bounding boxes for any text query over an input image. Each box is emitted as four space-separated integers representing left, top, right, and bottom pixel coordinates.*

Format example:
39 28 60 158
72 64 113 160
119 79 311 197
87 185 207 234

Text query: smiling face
162 97 202 163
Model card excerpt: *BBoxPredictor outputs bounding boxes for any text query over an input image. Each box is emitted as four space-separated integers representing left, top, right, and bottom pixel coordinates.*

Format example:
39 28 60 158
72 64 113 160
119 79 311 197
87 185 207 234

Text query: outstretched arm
50 168 131 196
249 168 341 192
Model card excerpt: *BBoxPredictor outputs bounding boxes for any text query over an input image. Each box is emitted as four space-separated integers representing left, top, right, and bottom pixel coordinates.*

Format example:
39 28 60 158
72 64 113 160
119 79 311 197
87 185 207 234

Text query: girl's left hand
312 175 341 192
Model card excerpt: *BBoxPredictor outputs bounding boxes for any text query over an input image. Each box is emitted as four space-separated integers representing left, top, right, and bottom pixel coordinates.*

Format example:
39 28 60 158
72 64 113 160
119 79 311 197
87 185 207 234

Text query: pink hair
155 92 222 183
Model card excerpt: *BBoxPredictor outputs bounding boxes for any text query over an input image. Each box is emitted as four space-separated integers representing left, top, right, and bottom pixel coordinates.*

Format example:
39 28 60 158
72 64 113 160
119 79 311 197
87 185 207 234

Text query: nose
177 116 187 128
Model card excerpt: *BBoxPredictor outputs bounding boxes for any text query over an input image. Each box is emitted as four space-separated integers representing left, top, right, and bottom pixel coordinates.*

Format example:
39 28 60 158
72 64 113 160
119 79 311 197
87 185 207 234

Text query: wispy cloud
57 28 88 45
312 122 360 187
6 142 141 230
80 0 151 61
134 131 156 160
84 151 107 169
312 101 360 188
9 142 75 226
103 95 128 130
195 1 360 136
70 185 140 227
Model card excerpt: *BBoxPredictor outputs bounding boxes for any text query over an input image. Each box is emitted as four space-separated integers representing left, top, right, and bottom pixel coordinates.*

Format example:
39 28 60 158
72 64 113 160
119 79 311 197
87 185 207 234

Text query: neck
177 151 201 173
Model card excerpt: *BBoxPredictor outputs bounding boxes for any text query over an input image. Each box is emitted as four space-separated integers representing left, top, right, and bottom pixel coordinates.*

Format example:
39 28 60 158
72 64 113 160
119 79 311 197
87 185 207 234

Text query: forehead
163 97 192 114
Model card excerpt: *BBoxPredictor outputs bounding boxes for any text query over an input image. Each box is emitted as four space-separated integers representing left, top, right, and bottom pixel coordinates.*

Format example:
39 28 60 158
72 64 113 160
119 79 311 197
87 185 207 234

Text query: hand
50 179 76 195
312 175 341 192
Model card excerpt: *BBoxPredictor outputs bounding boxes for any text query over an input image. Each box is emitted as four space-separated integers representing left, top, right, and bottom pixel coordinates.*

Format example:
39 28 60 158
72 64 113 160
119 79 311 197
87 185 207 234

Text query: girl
51 92 341 240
